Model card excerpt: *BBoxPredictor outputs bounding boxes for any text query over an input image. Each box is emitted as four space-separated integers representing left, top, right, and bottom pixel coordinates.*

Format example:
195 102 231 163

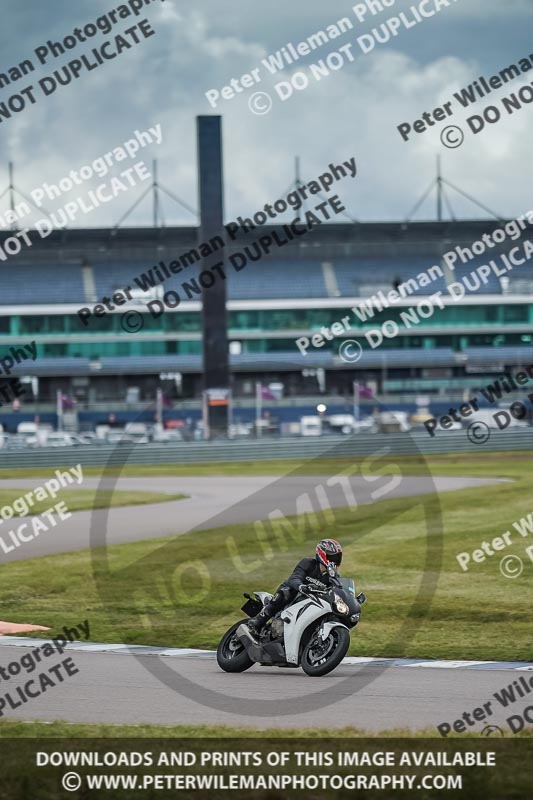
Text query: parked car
77 431 98 443
228 423 253 439
4 433 34 449
105 431 135 445
377 411 411 433
152 429 184 443
327 414 356 435
41 432 78 447
125 423 150 442
69 434 95 445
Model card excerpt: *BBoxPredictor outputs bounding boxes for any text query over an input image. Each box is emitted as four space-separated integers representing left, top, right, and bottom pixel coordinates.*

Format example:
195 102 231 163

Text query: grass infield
0 453 531 661
0 489 188 517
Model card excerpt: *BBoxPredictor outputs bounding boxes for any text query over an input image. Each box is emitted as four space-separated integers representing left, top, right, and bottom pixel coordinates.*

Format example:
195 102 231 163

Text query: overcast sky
0 0 531 227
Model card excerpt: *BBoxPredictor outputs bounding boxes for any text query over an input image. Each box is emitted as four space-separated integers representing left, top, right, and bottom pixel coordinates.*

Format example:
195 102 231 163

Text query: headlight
334 594 349 615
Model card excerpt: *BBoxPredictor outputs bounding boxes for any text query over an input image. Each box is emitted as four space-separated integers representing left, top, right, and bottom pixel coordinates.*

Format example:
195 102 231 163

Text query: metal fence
0 429 531 469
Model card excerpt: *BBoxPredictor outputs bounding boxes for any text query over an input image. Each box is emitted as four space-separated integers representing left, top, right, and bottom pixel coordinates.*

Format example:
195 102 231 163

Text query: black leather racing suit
251 557 333 629
283 557 333 596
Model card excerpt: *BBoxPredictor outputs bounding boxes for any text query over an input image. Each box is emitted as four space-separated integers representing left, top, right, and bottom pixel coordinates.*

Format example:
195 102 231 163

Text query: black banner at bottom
0 737 531 799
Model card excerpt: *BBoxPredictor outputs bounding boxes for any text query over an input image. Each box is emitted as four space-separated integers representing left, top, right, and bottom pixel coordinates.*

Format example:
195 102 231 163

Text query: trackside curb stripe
0 638 532 670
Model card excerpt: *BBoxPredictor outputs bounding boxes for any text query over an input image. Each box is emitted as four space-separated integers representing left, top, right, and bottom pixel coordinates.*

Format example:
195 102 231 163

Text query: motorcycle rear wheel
216 620 254 673
301 626 350 677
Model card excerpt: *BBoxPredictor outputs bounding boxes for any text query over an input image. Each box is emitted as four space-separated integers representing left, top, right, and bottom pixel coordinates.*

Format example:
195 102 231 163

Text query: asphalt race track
0 472 516 732
0 474 506 562
0 640 530 733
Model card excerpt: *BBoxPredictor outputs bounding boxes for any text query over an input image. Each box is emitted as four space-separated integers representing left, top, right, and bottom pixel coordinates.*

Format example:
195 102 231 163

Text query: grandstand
0 218 532 428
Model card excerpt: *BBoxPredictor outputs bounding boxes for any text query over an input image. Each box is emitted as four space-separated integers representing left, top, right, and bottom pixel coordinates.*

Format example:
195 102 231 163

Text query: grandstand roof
1 220 530 305
0 219 520 256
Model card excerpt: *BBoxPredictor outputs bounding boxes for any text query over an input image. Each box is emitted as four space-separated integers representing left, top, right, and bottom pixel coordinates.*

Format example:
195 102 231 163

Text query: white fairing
320 620 350 641
281 596 332 664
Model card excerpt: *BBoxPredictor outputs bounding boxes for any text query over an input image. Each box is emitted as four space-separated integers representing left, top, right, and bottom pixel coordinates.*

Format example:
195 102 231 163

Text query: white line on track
1 637 532 670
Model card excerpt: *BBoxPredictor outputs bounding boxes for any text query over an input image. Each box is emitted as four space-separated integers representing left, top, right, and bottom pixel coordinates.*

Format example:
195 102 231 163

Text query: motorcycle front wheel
216 620 254 673
301 626 350 677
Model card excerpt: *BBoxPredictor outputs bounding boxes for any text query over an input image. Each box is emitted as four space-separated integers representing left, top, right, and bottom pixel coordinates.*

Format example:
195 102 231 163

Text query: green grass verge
0 454 531 661
1 720 532 738
0 450 528 479
0 489 188 516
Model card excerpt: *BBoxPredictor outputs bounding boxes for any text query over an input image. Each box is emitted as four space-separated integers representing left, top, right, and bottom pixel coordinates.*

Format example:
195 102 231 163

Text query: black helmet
315 538 343 567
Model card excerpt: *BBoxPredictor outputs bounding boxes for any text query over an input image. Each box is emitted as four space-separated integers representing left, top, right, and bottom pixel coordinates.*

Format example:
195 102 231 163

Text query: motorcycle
217 565 366 677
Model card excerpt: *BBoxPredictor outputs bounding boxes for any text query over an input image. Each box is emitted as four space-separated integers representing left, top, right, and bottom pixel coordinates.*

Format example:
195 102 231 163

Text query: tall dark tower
197 116 229 438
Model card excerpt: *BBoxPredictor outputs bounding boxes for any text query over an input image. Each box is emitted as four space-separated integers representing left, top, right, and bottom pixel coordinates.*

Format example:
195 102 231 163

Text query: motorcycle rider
247 538 343 638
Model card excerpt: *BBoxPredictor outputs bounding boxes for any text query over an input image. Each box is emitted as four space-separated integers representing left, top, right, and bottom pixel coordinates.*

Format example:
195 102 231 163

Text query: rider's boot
247 593 284 638
247 608 270 638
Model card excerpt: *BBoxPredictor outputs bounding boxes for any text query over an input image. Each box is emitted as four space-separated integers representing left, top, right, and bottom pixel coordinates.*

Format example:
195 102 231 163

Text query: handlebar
298 583 327 595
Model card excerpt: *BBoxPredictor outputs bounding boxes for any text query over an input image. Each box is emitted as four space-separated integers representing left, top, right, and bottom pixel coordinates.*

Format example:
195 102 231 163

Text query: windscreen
339 577 356 596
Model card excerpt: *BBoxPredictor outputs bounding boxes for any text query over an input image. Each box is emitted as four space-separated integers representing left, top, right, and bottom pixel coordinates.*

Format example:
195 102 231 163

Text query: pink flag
259 385 276 400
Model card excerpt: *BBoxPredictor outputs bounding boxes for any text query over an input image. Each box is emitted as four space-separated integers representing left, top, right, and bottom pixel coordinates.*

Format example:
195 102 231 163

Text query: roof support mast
436 155 442 223
9 162 15 230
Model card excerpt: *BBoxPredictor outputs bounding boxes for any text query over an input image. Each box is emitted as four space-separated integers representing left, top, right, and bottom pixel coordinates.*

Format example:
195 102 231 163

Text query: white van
300 416 322 436
378 411 411 433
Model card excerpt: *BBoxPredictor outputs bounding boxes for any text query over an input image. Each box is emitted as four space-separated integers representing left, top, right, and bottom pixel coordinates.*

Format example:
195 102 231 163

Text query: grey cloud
0 0 531 226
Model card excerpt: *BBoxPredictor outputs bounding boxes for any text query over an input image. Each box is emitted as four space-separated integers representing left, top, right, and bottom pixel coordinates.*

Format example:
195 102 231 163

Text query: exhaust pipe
236 624 263 660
